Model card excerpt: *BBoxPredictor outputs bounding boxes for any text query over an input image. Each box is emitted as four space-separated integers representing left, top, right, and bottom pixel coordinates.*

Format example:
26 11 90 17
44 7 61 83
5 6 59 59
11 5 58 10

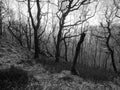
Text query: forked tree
27 0 41 58
100 5 118 72
55 0 99 62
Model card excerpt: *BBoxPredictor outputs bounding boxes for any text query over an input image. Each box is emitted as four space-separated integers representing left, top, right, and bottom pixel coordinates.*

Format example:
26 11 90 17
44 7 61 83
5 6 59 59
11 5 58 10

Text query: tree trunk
106 29 117 73
28 17 31 51
28 0 40 59
25 25 31 51
71 32 86 75
55 26 62 62
34 27 39 58
64 39 68 62
94 37 98 67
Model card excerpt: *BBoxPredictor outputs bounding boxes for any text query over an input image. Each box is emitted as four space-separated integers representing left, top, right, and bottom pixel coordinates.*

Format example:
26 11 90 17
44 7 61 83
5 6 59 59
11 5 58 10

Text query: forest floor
0 38 120 90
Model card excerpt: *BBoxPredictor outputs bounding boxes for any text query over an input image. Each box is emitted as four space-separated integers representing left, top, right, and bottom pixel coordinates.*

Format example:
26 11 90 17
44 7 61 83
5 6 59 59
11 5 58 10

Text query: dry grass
36 56 118 83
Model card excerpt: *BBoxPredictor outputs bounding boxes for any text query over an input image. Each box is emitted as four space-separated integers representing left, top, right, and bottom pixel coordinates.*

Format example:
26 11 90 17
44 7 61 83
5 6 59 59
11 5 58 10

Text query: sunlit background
5 0 106 26
1 0 120 70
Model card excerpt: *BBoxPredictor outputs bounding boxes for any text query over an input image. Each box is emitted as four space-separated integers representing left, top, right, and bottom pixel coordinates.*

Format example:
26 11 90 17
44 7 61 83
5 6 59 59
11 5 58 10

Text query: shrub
0 65 29 90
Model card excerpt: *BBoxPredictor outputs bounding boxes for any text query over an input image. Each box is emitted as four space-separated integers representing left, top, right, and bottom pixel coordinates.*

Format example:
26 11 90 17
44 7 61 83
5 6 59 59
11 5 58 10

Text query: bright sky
6 0 113 26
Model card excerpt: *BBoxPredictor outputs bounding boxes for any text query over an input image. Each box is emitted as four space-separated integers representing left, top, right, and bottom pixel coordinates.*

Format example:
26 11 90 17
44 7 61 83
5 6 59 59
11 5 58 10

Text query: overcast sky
5 0 116 26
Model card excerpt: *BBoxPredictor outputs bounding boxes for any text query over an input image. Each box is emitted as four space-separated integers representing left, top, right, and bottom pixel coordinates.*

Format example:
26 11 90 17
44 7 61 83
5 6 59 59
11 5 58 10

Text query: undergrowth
0 65 29 90
37 57 118 83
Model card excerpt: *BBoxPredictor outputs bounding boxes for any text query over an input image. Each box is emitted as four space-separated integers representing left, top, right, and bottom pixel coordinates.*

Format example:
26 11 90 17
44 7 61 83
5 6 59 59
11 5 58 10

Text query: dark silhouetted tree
28 0 41 58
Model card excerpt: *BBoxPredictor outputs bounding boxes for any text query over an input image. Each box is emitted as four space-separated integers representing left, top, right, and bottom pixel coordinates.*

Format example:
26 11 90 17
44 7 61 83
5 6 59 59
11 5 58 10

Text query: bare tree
95 5 118 72
55 0 98 62
71 32 86 75
27 0 41 58
8 21 23 46
100 22 117 72
22 21 32 51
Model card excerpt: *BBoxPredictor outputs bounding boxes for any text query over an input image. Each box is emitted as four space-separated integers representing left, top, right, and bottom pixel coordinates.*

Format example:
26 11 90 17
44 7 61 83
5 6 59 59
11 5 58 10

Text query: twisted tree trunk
71 32 86 75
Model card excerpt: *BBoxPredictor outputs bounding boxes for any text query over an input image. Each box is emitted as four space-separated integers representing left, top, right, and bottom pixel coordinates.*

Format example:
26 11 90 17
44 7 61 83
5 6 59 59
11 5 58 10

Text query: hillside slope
0 38 120 90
